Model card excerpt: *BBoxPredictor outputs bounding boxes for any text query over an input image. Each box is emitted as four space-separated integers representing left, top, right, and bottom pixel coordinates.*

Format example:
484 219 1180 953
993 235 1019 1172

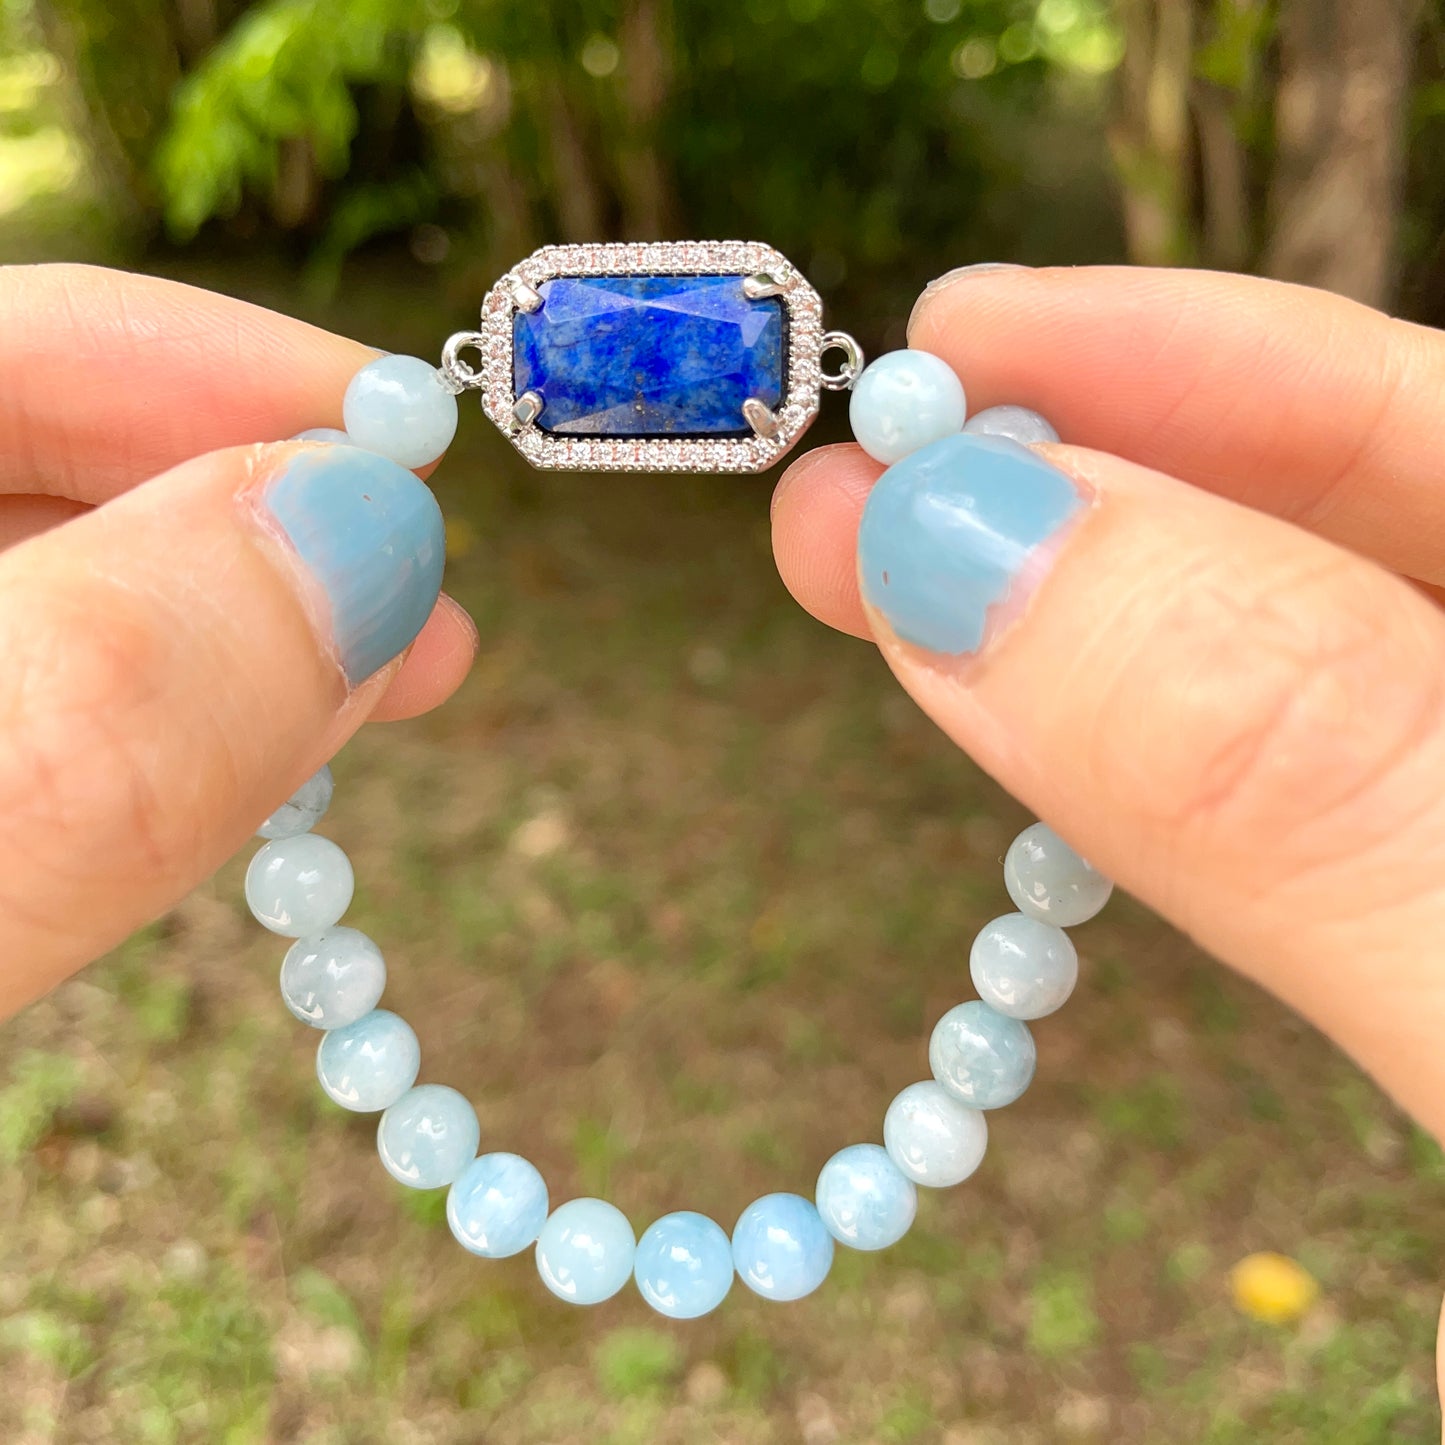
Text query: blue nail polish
858 432 1081 655
264 446 445 684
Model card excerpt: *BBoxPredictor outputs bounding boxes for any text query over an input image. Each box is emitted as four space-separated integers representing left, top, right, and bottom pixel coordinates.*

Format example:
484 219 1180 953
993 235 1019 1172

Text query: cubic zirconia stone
513 276 784 437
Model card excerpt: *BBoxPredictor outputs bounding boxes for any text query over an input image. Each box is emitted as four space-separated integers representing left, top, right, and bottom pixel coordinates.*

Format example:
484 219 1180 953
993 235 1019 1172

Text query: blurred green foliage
155 0 424 238
592 1326 683 1398
0 1050 78 1165
20 0 1128 321
10 0 1445 318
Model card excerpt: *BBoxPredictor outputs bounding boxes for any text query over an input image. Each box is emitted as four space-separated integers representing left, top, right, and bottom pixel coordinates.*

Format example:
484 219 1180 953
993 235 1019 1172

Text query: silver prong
512 390 544 426
742 398 781 439
511 280 543 313
742 273 786 300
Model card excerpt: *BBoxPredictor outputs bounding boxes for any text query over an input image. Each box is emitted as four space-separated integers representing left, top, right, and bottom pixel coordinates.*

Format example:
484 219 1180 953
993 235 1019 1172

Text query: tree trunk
1192 78 1251 271
171 0 218 59
615 0 679 239
1264 0 1418 308
34 0 182 233
1189 0 1271 277
542 77 607 241
1108 0 1196 266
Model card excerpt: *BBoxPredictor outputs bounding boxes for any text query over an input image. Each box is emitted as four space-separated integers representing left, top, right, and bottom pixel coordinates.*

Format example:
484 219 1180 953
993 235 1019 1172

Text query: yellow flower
1229 1252 1319 1324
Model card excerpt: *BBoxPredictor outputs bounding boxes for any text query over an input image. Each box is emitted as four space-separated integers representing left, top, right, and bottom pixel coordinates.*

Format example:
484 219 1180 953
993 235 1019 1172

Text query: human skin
0 264 476 1018
0 262 1440 1409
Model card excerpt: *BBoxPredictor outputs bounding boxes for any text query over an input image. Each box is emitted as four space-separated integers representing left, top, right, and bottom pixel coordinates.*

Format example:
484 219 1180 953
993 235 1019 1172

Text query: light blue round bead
971 911 1079 1020
245 834 354 937
377 1084 480 1189
316 1008 420 1112
535 1198 637 1305
447 1152 550 1258
962 404 1060 446
849 349 967 465
292 427 352 444
633 1211 735 1319
343 355 459 469
280 926 385 1029
257 765 334 840
732 1192 834 1301
884 1080 988 1187
929 1001 1036 1108
1004 821 1114 927
815 1143 917 1251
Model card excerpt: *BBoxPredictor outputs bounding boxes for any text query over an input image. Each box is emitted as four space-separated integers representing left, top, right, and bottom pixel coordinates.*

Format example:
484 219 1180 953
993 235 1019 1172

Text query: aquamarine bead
535 1198 637 1305
929 1001 1036 1107
633 1211 735 1319
884 1080 988 1187
1004 822 1114 927
732 1192 834 1301
280 926 385 1029
849 349 967 465
815 1143 917 1251
971 911 1079 1020
962 404 1059 446
377 1084 480 1189
292 427 352 444
245 834 354 937
342 355 458 469
447 1152 549 1258
315 1008 419 1112
257 765 334 841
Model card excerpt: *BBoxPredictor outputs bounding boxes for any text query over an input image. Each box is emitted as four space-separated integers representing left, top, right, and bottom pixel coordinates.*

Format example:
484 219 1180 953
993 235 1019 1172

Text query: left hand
0 264 475 1014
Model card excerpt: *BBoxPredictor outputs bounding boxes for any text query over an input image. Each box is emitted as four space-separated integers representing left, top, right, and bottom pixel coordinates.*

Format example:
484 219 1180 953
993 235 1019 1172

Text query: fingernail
857 432 1082 656
261 446 446 684
908 262 1027 337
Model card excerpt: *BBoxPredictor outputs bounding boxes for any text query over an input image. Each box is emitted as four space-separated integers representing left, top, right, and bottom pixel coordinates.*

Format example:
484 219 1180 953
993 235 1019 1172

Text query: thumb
0 441 444 1014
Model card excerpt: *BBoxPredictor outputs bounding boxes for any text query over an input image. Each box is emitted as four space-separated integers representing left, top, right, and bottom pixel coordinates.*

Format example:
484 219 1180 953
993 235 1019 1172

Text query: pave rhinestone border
477 241 825 474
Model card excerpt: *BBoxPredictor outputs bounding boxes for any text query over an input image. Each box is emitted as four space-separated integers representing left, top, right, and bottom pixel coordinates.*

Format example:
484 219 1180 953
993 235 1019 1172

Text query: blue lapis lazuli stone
513 275 784 437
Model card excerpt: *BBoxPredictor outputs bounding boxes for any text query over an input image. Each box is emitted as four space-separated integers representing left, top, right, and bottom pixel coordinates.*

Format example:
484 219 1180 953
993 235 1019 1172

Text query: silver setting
512 390 544 426
742 272 786 299
741 397 781 439
511 279 543 313
474 240 831 474
820 330 865 391
439 330 487 395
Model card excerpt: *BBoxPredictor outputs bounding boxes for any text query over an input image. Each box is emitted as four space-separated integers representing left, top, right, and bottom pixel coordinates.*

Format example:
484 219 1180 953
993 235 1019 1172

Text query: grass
0 258 1439 1442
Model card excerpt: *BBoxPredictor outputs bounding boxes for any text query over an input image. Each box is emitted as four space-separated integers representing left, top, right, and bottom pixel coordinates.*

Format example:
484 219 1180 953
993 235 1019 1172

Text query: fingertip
771 443 883 641
0 266 382 500
369 593 479 722
906 261 1034 347
771 441 854 516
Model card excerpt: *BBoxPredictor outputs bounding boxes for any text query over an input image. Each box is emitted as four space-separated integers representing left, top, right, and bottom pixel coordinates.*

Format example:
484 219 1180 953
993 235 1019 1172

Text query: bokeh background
1 2 1443 1442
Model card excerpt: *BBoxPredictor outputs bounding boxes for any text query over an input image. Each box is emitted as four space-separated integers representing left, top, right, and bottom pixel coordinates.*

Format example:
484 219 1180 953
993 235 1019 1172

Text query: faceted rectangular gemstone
513 275 784 437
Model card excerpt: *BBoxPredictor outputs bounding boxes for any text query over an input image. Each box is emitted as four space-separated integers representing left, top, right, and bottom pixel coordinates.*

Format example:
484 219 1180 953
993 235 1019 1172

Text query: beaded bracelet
241 241 1113 1318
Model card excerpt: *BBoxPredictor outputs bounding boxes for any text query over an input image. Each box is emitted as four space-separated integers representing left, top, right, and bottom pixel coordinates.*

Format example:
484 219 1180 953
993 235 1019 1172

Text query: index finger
909 265 1445 585
0 264 375 502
